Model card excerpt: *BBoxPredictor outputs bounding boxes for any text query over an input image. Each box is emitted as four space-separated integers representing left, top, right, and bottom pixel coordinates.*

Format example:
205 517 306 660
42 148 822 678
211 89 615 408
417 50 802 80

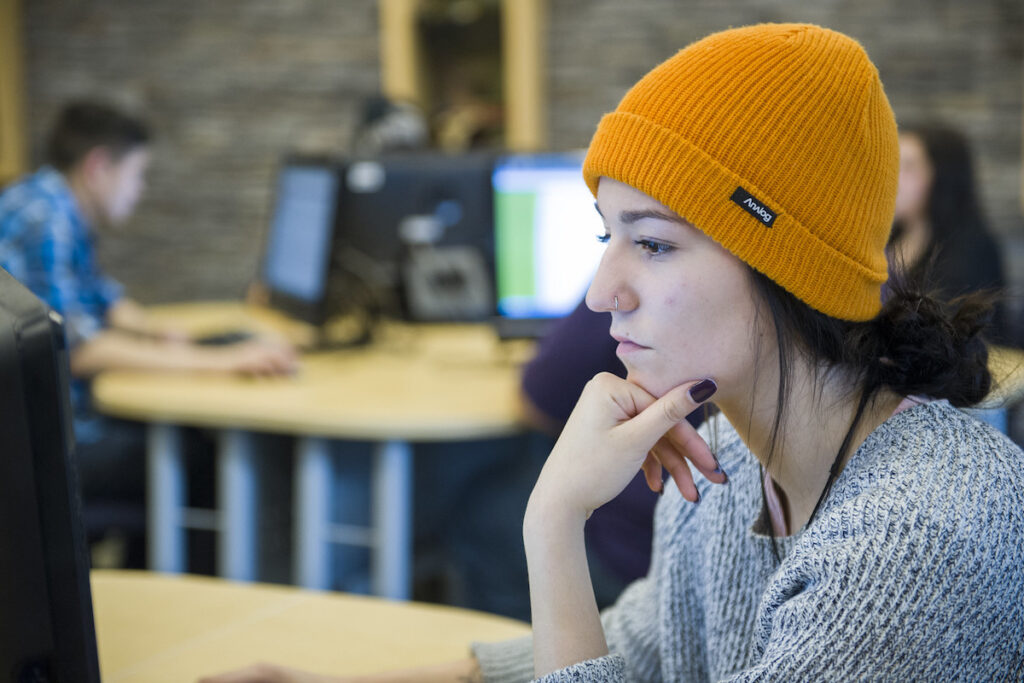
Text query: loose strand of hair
761 282 793 562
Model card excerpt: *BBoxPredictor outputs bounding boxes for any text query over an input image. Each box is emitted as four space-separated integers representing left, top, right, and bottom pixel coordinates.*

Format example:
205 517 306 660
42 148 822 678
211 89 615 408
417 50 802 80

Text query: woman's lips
611 334 650 356
616 341 648 355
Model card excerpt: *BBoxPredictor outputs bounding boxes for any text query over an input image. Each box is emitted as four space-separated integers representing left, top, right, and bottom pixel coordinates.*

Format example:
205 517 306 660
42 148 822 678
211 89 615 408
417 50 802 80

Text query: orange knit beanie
583 23 899 321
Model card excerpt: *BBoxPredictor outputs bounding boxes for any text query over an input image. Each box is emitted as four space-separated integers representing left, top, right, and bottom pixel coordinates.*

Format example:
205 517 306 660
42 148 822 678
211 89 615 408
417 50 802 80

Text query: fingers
641 452 663 493
619 379 716 451
650 438 700 502
662 420 726 485
576 374 725 507
196 662 281 683
235 342 299 377
258 348 298 376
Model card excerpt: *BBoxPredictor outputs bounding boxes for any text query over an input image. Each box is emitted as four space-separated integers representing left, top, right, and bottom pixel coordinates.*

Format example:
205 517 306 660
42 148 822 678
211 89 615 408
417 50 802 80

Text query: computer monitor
260 157 344 325
492 152 606 335
335 151 496 319
0 268 100 682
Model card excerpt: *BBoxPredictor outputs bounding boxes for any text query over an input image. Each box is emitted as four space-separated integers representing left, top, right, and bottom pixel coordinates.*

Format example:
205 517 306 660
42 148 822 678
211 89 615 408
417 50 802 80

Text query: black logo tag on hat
730 187 777 227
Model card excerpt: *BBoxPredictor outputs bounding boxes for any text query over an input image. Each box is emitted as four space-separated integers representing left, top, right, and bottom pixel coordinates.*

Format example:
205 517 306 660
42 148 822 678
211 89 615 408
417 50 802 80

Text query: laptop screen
493 153 606 320
262 162 340 305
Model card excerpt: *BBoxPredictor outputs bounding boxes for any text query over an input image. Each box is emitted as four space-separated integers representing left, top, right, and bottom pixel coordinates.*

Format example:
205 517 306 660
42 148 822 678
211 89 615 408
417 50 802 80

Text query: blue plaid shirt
0 166 124 424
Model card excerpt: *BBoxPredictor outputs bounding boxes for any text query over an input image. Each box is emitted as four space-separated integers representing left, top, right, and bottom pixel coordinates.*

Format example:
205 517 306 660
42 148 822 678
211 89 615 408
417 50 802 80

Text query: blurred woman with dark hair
891 123 1013 343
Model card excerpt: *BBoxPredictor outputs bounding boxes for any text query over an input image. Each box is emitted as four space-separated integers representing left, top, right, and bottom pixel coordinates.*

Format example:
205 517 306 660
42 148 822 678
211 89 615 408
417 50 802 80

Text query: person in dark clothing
890 123 1013 344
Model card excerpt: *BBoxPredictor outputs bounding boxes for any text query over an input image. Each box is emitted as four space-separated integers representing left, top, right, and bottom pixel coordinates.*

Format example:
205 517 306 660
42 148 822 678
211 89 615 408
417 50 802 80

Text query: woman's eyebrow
619 209 684 225
592 203 684 226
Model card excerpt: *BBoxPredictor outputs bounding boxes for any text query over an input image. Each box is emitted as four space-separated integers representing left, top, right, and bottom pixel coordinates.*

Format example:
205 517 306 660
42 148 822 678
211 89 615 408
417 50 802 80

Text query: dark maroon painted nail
712 454 729 483
689 378 718 403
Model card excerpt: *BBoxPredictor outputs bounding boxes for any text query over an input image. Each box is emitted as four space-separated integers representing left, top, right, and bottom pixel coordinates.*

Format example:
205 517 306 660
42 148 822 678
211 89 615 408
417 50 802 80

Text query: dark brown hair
46 101 151 172
748 264 992 537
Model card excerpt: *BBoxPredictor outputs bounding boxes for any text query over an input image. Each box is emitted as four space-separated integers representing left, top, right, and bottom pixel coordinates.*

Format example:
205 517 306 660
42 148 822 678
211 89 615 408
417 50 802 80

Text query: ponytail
848 273 993 406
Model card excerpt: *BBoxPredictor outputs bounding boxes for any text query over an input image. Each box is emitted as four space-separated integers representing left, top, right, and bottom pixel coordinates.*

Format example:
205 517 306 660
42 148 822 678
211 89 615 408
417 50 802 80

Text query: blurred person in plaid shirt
0 102 296 565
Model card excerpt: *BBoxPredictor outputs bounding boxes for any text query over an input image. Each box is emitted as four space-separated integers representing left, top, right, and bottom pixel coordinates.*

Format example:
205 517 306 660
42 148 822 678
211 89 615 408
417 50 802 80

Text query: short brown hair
46 101 151 171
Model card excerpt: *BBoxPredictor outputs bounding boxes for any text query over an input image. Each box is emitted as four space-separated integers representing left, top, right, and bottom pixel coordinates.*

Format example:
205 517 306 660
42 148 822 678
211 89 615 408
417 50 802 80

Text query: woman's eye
635 239 673 255
596 233 610 244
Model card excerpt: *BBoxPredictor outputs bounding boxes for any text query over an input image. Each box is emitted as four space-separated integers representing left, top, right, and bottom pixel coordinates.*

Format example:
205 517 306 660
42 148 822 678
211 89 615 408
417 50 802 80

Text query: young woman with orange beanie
202 23 1023 683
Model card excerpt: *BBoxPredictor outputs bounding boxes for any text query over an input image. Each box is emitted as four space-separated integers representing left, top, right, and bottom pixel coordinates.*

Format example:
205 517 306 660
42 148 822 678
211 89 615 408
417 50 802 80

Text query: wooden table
92 303 532 599
980 345 1024 408
91 570 530 683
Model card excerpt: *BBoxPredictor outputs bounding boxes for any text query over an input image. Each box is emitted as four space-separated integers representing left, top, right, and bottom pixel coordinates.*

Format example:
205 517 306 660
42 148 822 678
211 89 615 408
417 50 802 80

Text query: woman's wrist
523 493 587 553
523 492 607 676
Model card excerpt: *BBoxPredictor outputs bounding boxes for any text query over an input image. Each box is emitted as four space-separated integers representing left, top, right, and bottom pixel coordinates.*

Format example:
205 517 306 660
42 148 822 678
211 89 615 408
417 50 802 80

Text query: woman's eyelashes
634 238 674 256
596 232 675 256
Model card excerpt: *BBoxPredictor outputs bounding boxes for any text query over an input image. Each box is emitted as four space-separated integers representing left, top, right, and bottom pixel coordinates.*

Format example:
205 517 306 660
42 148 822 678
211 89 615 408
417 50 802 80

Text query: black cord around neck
805 387 874 528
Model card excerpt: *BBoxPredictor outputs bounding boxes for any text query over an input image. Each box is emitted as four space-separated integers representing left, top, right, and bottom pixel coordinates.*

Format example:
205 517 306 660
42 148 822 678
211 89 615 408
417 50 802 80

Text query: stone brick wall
21 0 1024 303
23 0 380 302
546 0 1024 298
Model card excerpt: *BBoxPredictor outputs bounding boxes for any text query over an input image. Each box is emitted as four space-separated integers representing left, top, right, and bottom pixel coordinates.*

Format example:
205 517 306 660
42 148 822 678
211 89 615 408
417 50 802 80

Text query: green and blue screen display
493 154 606 319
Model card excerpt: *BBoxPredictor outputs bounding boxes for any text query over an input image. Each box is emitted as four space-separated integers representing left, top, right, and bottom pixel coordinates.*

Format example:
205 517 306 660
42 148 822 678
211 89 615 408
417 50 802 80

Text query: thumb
620 378 717 448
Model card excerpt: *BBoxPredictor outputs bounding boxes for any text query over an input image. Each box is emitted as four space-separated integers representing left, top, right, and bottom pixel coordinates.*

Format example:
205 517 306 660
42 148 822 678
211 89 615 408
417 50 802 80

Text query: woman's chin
624 371 675 399
626 367 713 401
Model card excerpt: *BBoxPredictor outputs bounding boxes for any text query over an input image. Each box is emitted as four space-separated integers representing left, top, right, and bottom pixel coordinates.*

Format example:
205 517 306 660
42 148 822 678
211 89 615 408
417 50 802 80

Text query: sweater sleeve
472 573 661 683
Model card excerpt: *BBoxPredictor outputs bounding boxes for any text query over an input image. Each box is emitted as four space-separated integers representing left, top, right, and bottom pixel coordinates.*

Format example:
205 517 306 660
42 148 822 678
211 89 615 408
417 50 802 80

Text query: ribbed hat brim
583 110 889 322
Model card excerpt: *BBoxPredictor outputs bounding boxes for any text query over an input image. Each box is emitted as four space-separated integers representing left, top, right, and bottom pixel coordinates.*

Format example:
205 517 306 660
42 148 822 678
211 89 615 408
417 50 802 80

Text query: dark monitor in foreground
492 153 606 337
260 157 344 325
0 268 100 682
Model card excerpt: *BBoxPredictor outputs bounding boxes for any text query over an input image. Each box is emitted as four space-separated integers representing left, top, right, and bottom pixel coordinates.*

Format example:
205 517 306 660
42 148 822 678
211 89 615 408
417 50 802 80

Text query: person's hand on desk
70 330 298 378
211 338 299 377
198 658 483 683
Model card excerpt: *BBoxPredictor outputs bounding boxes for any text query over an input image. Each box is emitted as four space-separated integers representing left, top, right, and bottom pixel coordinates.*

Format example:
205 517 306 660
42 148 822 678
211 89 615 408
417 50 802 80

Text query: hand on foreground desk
198 658 483 683
198 662 335 683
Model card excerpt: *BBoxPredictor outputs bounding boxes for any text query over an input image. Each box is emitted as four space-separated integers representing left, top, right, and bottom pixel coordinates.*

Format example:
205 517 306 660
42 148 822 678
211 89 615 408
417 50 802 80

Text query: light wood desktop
979 344 1024 408
91 302 533 599
91 570 530 683
91 302 1024 599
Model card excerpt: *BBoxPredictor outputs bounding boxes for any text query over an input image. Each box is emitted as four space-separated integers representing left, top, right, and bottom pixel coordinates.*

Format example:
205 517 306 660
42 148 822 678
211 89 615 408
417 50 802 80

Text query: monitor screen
0 268 100 682
336 152 495 318
493 153 606 320
261 159 342 323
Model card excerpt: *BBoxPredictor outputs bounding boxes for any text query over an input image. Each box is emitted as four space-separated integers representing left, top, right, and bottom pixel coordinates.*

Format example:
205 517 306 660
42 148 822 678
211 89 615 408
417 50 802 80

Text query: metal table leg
293 436 332 589
372 440 412 600
146 423 185 572
293 437 413 599
217 429 258 581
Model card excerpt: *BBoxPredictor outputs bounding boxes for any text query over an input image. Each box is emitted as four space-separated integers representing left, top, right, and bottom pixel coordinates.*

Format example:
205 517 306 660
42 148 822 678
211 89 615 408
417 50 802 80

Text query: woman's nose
586 250 634 313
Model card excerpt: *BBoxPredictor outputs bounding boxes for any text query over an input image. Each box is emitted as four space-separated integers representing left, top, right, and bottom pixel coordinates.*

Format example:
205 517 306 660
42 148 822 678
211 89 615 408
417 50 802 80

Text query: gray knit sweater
472 400 1024 681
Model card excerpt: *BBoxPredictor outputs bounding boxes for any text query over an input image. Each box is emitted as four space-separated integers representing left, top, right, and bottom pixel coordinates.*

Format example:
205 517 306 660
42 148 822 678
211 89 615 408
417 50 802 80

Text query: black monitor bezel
0 268 100 682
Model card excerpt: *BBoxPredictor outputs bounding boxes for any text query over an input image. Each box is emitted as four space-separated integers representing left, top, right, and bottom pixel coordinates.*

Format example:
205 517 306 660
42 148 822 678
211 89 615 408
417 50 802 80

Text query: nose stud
614 296 619 311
